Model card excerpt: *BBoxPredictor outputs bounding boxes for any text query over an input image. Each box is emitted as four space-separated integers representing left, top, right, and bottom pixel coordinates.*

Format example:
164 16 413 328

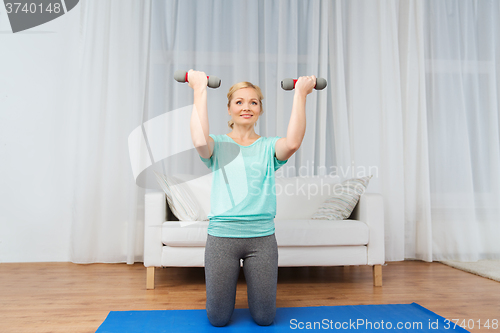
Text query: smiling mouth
241 115 253 117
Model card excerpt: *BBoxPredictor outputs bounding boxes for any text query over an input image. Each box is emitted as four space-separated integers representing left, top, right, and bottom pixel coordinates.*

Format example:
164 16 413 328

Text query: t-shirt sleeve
199 134 216 169
271 136 288 171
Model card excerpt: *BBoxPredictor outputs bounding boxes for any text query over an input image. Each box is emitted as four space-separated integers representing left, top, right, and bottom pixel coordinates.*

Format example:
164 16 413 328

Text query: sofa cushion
161 219 368 247
275 176 341 220
275 219 369 246
162 221 209 246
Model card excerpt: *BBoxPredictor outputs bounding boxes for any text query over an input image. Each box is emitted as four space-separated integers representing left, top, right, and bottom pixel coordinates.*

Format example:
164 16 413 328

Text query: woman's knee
251 308 276 326
207 309 232 327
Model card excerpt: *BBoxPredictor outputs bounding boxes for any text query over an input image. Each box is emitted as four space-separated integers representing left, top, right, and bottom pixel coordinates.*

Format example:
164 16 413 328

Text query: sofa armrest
350 193 385 265
144 191 166 267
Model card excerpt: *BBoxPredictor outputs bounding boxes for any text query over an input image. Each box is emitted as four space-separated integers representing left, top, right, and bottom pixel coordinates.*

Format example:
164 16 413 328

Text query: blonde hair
227 82 264 129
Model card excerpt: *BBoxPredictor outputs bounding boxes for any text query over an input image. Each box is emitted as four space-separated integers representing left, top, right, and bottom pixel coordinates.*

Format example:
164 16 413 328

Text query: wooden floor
0 261 499 333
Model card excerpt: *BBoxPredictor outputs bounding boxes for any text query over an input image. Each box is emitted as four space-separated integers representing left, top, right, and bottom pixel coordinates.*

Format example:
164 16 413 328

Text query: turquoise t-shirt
199 134 288 238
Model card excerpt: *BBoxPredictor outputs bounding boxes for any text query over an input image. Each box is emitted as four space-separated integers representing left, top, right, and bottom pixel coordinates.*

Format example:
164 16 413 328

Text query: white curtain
70 0 151 263
424 0 500 261
70 0 500 263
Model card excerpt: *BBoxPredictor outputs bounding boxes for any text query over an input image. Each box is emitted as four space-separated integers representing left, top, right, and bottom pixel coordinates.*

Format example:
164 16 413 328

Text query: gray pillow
310 176 372 220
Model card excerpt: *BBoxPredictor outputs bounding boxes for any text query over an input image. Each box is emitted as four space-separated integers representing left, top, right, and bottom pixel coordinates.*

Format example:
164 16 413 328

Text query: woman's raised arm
275 75 316 161
188 70 213 159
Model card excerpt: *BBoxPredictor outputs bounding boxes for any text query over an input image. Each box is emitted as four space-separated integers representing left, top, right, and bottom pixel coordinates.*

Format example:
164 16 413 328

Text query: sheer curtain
70 0 500 263
424 0 500 260
70 0 151 263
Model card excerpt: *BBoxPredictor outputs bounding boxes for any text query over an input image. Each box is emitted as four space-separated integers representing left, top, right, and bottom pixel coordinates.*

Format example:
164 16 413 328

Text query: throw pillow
171 173 212 220
154 171 207 221
310 175 373 220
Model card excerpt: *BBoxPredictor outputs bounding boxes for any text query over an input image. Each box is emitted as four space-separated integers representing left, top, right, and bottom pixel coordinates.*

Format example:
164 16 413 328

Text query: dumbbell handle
281 77 327 90
174 70 221 89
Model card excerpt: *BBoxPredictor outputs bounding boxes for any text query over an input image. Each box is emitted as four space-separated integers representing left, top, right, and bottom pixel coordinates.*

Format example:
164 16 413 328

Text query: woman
188 69 315 326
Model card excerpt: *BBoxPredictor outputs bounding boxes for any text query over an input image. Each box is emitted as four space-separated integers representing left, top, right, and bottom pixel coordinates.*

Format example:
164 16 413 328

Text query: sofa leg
373 265 382 287
146 267 155 290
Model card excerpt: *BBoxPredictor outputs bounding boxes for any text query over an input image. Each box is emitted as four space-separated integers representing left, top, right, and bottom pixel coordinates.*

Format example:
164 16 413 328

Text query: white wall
0 6 80 262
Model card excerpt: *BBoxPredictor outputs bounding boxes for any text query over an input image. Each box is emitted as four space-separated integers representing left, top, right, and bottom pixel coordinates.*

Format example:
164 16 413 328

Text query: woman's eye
236 101 242 104
252 102 257 105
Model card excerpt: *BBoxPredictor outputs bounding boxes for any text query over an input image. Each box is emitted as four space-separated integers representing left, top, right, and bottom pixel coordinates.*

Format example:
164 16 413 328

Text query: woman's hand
294 75 316 97
187 69 208 91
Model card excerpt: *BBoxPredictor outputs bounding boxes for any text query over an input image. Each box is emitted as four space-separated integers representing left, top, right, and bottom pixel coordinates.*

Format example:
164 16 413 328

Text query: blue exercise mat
95 303 469 332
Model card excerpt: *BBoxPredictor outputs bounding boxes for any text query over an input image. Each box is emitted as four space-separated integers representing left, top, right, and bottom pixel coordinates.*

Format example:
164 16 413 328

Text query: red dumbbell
281 77 327 90
174 70 221 88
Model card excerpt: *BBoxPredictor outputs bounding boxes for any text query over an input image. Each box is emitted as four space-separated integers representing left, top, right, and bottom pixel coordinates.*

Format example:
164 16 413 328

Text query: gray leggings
204 234 278 327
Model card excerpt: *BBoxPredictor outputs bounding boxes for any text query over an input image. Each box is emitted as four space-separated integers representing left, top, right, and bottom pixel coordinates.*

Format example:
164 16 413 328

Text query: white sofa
144 174 385 289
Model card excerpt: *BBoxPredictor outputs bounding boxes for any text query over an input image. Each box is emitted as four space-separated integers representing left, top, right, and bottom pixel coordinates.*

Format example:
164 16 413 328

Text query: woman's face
228 87 261 128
